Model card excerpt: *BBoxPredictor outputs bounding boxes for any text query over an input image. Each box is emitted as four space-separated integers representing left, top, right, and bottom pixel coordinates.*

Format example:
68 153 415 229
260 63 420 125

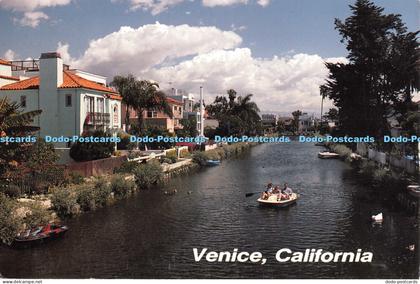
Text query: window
97 98 104 113
85 96 94 113
147 111 157 118
20 96 26 108
65 94 72 107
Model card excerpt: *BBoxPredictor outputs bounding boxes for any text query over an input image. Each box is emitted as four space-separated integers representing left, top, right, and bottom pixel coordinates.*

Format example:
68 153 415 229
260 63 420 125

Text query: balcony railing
85 112 110 126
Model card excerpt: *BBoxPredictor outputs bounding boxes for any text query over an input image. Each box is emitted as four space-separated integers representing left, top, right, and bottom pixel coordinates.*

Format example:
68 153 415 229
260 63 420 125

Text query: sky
0 0 418 114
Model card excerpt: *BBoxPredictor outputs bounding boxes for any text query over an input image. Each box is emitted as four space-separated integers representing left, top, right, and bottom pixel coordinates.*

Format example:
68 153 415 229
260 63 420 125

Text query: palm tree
206 90 261 136
0 97 41 135
0 97 42 182
133 80 173 132
111 75 138 131
233 94 261 134
292 110 302 133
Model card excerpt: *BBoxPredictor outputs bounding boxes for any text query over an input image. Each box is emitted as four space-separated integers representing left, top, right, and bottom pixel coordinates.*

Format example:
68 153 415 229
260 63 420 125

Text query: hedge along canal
323 142 419 216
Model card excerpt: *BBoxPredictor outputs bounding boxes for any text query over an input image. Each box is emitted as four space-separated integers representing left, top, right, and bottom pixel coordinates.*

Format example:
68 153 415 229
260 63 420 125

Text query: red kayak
12 224 69 248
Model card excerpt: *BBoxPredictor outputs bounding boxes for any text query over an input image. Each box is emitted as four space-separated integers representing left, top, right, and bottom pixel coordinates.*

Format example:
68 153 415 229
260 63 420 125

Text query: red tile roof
166 97 183 105
61 71 119 95
0 59 11 66
106 94 123 101
0 71 122 100
1 76 39 90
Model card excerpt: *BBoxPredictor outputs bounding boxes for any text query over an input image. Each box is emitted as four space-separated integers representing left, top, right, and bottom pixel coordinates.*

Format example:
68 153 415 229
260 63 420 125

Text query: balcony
85 112 110 126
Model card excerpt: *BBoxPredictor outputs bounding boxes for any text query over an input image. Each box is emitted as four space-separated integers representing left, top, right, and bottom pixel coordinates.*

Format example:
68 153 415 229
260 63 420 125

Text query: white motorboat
318 152 340 159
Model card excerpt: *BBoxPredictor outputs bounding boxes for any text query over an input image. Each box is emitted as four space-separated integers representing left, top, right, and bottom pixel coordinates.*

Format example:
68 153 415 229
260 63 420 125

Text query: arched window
113 104 119 126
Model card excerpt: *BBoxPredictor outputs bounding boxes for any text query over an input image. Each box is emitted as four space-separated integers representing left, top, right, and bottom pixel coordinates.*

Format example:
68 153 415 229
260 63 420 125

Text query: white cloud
62 23 242 74
0 0 71 12
3 49 17 61
58 23 345 113
114 0 270 14
145 48 346 112
116 0 185 15
257 0 270 7
202 0 248 7
230 24 247 32
0 0 71 27
13 11 49 28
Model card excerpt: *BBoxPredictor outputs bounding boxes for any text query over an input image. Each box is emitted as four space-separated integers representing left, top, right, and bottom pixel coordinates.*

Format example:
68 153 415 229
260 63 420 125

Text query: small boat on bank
206 160 221 166
407 185 420 198
12 224 68 248
257 193 299 207
318 152 340 159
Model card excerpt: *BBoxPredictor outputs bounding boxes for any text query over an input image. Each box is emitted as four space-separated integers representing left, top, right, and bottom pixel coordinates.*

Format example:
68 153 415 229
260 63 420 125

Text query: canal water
0 142 418 279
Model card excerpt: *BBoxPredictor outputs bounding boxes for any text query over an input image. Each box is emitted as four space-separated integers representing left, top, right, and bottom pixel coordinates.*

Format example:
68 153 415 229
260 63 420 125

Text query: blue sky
0 0 418 112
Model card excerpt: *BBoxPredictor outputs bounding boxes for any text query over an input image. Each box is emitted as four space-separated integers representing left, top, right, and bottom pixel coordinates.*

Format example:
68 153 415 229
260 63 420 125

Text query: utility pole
199 86 204 138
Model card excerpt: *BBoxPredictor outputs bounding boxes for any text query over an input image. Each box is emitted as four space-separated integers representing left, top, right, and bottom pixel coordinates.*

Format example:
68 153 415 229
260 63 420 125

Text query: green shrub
160 157 173 164
93 178 111 207
134 161 163 189
1 184 23 198
114 161 139 174
0 193 20 245
76 185 97 211
372 167 390 183
51 187 78 218
330 144 352 159
70 130 115 162
69 172 84 185
166 151 178 163
110 175 136 198
23 203 51 229
117 132 136 150
192 151 209 166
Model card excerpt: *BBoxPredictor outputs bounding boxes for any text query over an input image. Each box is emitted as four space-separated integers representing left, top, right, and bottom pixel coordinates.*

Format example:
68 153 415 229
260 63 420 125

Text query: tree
132 80 173 134
292 110 302 133
324 108 339 122
111 75 138 131
0 97 41 184
206 89 261 136
277 120 286 133
70 130 115 162
178 116 198 137
321 0 419 138
23 139 65 194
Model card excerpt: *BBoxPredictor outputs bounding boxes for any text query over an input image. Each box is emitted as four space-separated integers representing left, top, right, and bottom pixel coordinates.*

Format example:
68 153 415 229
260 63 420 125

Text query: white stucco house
0 52 122 147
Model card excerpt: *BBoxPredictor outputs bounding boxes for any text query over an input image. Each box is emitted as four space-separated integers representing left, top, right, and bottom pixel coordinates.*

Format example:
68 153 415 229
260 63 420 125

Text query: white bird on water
372 213 383 222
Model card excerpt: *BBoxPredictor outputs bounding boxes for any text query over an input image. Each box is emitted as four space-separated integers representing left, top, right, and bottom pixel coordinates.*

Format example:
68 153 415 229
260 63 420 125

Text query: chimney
40 52 63 87
39 52 63 138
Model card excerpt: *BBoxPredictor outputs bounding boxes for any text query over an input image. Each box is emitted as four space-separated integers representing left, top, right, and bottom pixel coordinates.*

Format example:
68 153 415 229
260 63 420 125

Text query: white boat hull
318 152 340 159
408 185 420 198
257 193 299 207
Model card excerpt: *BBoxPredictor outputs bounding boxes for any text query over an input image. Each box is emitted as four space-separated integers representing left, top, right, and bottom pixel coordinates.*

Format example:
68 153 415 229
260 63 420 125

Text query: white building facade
0 52 122 147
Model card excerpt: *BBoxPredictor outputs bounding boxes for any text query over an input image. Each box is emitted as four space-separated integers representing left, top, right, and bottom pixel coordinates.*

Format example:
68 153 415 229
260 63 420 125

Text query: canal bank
0 141 417 279
322 142 420 217
0 142 257 245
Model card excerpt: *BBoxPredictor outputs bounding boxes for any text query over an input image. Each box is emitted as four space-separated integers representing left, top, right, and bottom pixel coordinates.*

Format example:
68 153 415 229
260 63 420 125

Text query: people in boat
272 185 280 194
281 183 293 199
266 183 274 193
283 183 293 195
261 191 270 200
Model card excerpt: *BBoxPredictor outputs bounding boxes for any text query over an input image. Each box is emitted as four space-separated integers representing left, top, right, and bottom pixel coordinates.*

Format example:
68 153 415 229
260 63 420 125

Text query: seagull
372 213 383 222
